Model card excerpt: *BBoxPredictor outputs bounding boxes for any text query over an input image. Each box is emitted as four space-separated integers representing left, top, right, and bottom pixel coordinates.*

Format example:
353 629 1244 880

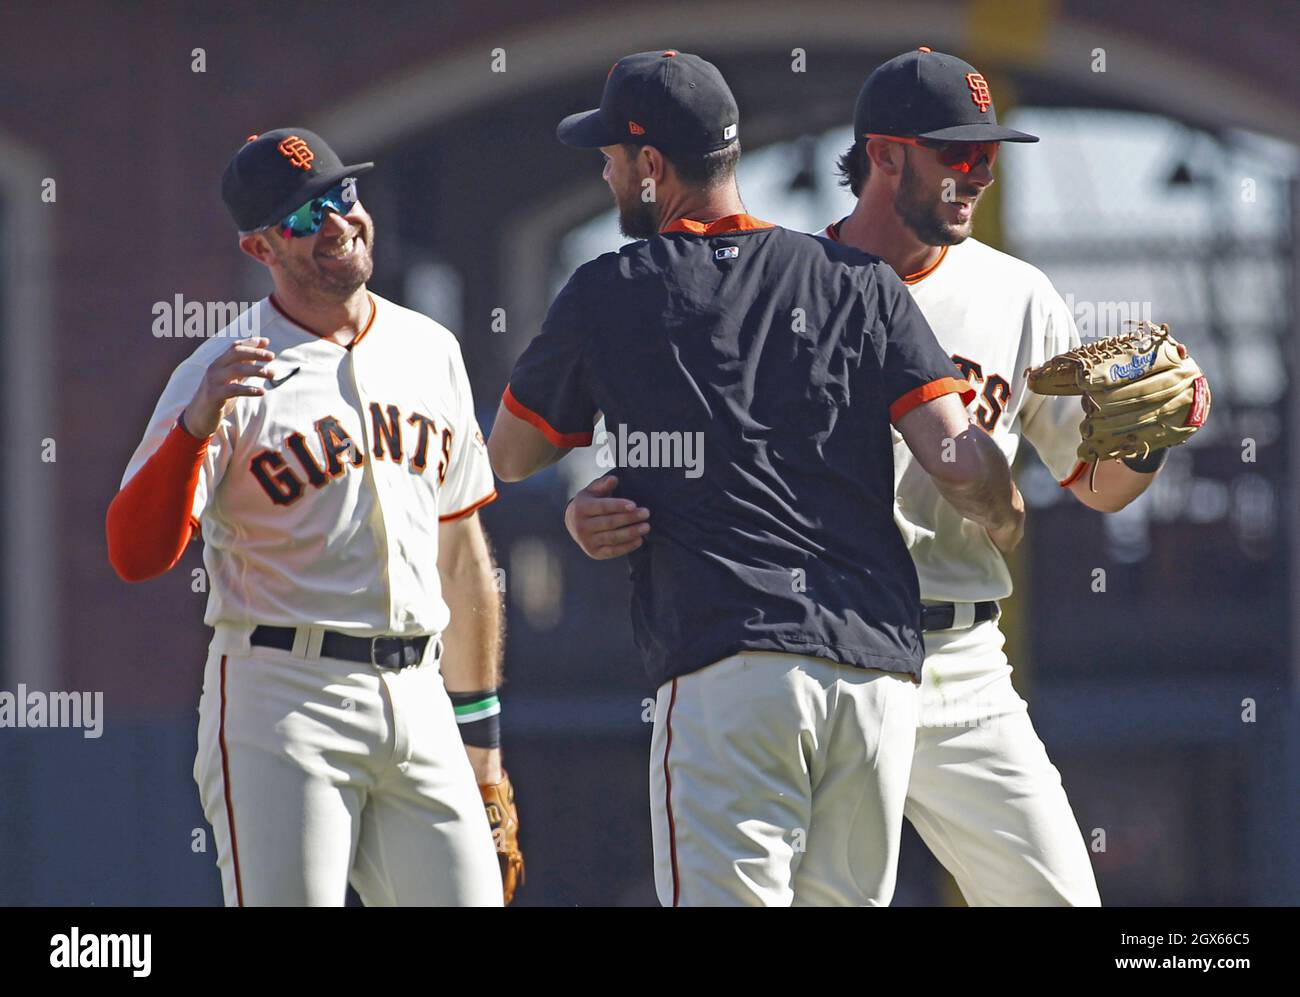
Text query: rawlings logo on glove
1025 321 1211 488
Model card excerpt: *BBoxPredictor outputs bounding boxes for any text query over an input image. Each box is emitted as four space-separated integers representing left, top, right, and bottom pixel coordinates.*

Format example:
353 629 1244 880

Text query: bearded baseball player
489 51 1022 906
567 49 1209 906
106 128 522 906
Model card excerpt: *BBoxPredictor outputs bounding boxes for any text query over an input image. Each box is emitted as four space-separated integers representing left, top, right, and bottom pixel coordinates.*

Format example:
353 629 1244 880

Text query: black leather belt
921 601 1000 633
250 625 436 670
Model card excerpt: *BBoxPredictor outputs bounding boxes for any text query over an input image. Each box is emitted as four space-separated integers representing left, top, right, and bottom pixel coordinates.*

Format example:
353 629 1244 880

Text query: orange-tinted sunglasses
866 134 999 173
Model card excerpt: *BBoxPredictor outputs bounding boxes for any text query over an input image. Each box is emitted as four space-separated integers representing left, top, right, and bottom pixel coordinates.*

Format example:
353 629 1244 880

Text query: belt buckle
370 635 400 670
369 635 426 670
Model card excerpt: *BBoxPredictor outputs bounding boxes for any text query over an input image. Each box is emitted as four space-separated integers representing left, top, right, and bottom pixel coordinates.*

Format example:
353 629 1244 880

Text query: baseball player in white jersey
567 50 1165 906
107 128 522 906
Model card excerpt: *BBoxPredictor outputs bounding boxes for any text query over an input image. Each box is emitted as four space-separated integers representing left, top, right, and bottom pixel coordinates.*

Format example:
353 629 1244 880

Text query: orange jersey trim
660 213 775 236
439 489 499 522
501 384 593 448
1059 461 1089 488
107 420 208 582
889 376 976 424
269 293 377 349
901 245 948 284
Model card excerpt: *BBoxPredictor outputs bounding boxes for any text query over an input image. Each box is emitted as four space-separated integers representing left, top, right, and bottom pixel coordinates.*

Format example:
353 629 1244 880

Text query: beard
614 182 660 240
273 216 375 301
894 151 979 247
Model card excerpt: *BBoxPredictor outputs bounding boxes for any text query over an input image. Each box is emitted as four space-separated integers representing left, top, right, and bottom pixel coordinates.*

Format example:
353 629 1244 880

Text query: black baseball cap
557 50 739 154
222 127 374 233
854 47 1038 143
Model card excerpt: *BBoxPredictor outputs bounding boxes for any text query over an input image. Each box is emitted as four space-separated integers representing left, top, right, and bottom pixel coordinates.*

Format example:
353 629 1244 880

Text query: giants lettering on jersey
249 402 454 506
950 353 1011 431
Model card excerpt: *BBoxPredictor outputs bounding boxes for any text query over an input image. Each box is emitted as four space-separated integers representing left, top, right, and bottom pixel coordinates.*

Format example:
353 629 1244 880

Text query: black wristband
1121 449 1169 474
449 689 501 749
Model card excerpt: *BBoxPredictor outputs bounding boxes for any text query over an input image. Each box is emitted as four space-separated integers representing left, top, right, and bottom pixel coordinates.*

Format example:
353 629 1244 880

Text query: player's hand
181 337 277 438
985 481 1026 554
565 475 651 559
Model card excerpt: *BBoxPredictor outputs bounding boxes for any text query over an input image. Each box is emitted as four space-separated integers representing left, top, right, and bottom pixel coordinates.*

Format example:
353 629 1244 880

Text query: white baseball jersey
121 292 495 636
823 228 1085 603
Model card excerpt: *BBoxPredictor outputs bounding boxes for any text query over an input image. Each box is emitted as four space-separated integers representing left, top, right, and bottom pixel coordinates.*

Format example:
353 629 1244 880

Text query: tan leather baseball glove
1025 322 1211 487
480 770 525 904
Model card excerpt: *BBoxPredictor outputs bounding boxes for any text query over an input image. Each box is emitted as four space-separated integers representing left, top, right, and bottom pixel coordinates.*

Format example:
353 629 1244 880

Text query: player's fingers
594 537 643 559
575 497 642 519
584 475 620 496
593 522 651 547
218 361 275 381
583 510 650 533
220 349 276 367
214 383 267 399
221 341 276 362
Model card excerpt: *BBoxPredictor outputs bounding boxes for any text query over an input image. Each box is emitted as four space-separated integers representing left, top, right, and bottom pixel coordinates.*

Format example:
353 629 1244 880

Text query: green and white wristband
449 689 501 748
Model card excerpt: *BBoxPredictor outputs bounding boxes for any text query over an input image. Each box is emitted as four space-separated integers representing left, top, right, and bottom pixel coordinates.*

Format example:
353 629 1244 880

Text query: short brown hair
835 141 871 197
626 140 742 189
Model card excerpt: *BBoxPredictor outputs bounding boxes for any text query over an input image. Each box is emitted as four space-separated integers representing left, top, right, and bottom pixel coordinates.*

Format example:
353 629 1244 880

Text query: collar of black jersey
660 213 774 235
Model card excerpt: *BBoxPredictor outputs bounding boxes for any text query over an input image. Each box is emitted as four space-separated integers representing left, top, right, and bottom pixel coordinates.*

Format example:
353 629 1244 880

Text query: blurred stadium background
0 0 1297 905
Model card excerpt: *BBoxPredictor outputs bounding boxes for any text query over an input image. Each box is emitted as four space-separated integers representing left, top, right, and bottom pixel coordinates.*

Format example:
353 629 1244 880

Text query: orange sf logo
277 136 315 170
628 120 646 136
966 73 992 112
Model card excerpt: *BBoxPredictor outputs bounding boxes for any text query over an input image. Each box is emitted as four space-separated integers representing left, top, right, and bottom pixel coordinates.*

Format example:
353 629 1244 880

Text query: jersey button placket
348 352 402 633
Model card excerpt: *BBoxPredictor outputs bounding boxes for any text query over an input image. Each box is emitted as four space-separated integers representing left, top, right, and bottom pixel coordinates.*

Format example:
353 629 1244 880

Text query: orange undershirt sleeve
107 419 209 582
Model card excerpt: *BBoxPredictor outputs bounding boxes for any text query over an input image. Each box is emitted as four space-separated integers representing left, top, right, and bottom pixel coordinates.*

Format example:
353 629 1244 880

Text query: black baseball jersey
504 214 972 686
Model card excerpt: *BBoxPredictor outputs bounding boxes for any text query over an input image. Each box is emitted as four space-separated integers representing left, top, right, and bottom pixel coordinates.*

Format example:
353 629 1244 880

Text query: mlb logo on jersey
714 246 739 260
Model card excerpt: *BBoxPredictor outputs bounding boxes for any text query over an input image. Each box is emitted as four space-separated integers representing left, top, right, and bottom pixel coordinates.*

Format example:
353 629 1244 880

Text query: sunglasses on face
866 135 999 173
271 178 359 238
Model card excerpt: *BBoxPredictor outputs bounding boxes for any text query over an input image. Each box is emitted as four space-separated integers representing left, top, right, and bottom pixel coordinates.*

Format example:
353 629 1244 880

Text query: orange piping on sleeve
501 385 593 448
439 489 499 522
1059 461 1089 488
889 377 976 424
107 420 208 582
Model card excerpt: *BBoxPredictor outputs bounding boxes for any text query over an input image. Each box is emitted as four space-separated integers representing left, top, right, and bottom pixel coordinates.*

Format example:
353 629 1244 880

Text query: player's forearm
439 542 504 784
439 547 504 691
929 426 1021 533
1068 457 1158 513
441 569 501 696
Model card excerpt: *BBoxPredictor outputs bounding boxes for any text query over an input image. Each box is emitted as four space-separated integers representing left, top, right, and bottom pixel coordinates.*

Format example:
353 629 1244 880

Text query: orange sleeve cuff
501 385 593 448
439 489 499 522
107 420 209 582
889 377 976 424
1059 461 1088 488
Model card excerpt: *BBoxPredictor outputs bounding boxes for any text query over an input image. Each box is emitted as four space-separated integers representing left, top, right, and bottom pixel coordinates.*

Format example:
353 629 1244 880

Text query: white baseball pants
648 651 919 906
193 625 503 907
905 619 1101 906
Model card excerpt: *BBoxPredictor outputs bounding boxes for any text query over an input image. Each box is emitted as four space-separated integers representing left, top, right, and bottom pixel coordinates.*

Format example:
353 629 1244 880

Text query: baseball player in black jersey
488 50 1022 906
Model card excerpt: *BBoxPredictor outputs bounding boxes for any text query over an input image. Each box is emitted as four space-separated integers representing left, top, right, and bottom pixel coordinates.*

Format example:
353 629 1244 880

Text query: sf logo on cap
966 73 992 112
277 135 315 170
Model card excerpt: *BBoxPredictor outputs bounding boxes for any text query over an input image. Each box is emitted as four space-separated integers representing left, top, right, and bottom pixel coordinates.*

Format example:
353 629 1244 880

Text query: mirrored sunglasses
272 178 359 238
866 135 999 174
